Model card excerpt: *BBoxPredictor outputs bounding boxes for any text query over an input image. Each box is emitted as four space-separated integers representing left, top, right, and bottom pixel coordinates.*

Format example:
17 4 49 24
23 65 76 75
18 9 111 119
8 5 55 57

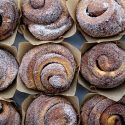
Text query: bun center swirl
30 0 44 9
41 63 69 89
23 0 63 24
87 0 109 17
107 115 122 125
97 54 121 72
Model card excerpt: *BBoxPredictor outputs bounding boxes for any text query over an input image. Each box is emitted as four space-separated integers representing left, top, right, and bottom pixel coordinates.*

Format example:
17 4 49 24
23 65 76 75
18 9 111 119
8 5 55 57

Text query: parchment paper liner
0 44 18 99
72 0 125 43
17 41 81 96
21 94 80 125
81 93 124 106
18 0 76 45
78 41 125 101
0 0 20 46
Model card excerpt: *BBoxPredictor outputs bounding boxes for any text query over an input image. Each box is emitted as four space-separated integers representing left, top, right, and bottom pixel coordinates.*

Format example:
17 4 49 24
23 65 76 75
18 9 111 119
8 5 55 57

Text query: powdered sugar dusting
63 104 77 125
76 0 125 37
22 0 73 40
0 100 21 124
0 0 19 40
0 49 18 91
41 63 69 90
49 76 68 88
81 43 125 88
19 44 76 93
103 2 109 8
29 23 69 40
25 95 78 125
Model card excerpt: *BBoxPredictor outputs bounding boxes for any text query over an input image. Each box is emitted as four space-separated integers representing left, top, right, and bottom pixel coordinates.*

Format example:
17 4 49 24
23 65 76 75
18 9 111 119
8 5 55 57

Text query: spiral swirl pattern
76 0 125 38
0 100 21 125
80 43 125 89
22 0 73 40
81 95 125 125
0 49 18 91
19 43 76 94
25 95 77 125
0 0 19 40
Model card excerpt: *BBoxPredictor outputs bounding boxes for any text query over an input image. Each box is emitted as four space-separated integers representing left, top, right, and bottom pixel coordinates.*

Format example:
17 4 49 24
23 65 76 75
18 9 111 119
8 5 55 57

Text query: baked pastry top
81 94 125 125
0 100 21 125
81 42 125 89
19 43 76 94
76 0 125 38
25 95 78 125
0 0 19 40
0 49 18 91
22 0 73 40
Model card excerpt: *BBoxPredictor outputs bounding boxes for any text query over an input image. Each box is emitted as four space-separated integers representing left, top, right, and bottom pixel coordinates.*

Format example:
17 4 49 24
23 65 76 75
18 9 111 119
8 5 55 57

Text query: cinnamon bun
0 49 18 91
81 95 125 125
25 95 78 125
80 42 125 89
19 43 76 94
0 100 21 125
76 0 125 38
0 0 19 40
22 0 73 40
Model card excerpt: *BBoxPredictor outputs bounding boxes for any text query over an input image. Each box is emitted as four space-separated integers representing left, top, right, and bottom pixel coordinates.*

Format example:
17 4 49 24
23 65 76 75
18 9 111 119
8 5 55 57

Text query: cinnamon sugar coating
19 43 76 94
0 100 21 125
0 49 18 91
25 95 77 125
76 0 125 38
0 0 19 40
81 43 125 89
81 95 125 125
22 0 73 40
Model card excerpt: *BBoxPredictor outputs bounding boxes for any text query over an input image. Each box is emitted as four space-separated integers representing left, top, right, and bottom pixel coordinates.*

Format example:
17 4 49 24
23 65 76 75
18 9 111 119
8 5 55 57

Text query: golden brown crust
0 0 19 40
100 104 125 125
0 100 21 125
25 95 78 125
0 49 18 91
80 42 125 89
19 43 76 94
81 95 125 125
76 0 125 38
81 95 106 125
22 0 73 40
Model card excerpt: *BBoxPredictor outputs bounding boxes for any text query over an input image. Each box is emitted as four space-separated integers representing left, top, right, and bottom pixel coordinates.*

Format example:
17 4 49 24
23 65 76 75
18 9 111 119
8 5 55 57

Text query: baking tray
13 31 89 107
